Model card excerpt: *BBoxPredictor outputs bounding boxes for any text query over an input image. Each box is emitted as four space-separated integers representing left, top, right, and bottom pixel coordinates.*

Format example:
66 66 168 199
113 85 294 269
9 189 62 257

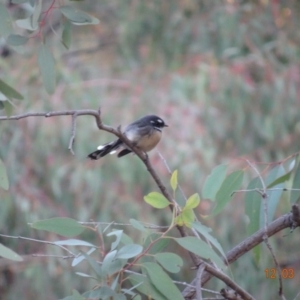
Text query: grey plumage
87 115 167 160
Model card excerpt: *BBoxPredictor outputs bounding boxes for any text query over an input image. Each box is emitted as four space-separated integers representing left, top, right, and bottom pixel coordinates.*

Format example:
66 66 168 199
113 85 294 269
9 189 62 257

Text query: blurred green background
1 0 300 299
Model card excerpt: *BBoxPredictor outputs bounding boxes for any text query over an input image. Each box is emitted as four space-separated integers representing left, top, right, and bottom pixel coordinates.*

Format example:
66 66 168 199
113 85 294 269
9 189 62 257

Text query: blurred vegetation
1 0 300 299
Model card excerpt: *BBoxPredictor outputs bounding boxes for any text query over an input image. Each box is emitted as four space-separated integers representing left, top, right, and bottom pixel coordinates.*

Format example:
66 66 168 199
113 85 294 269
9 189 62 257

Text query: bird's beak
164 124 168 127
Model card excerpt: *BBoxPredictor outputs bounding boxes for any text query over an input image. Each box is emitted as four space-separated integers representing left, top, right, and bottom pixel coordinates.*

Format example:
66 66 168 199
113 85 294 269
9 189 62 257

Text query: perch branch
0 110 200 267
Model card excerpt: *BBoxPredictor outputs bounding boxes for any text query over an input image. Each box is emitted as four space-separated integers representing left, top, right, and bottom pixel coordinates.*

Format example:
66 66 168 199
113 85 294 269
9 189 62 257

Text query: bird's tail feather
87 139 122 160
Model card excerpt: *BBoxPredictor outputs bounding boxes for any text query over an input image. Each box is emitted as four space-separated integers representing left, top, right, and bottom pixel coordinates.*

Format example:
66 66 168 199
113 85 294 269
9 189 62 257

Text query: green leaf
107 230 123 251
116 244 143 259
128 274 167 300
170 170 178 191
31 0 42 30
6 34 29 46
142 262 183 300
38 44 56 95
16 17 36 31
72 248 96 267
202 164 227 200
0 79 24 100
72 289 84 300
60 6 100 25
120 232 134 245
144 233 169 255
155 252 183 273
244 177 262 263
102 250 117 275
144 192 170 209
212 170 244 215
0 243 23 261
291 158 300 203
75 272 94 278
0 4 13 38
191 222 226 260
174 237 225 268
185 193 200 209
81 251 103 277
61 19 72 49
83 287 125 300
175 208 194 227
267 169 292 188
3 101 13 117
0 158 9 190
129 219 148 233
31 217 85 237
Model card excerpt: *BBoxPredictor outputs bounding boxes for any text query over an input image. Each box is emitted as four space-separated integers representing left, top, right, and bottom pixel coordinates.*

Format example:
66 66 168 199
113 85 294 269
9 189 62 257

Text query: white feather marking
110 150 117 155
97 145 105 150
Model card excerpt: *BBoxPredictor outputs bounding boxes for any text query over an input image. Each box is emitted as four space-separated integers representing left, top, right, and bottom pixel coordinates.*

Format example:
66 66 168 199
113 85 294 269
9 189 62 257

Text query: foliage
0 0 300 299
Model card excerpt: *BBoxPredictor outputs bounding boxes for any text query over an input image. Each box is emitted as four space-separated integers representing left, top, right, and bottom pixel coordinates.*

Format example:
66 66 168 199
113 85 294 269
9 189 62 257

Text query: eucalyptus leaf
202 164 227 200
155 252 183 273
30 217 85 237
185 193 200 209
0 159 9 191
16 17 36 31
72 289 84 300
0 243 23 261
38 44 56 94
61 19 72 49
170 170 178 191
0 79 24 100
142 262 183 300
191 221 226 260
107 230 123 251
174 236 225 268
7 34 29 46
31 0 42 30
144 192 170 209
128 274 167 300
60 6 99 25
0 4 13 37
72 247 96 267
212 170 244 215
115 244 143 259
3 100 13 117
102 250 117 276
130 219 148 233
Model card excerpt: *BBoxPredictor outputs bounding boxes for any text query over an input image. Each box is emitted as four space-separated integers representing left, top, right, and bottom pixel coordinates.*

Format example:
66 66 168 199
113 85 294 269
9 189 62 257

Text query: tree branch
182 205 300 298
0 109 200 266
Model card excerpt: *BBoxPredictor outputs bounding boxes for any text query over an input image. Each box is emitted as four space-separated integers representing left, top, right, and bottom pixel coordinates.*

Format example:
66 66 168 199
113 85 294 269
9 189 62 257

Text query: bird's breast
136 129 162 152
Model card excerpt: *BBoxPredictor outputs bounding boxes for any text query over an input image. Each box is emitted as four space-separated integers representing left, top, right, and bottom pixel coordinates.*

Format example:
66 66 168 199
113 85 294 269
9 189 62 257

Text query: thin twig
78 221 168 229
196 264 206 300
68 112 79 155
0 233 76 256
